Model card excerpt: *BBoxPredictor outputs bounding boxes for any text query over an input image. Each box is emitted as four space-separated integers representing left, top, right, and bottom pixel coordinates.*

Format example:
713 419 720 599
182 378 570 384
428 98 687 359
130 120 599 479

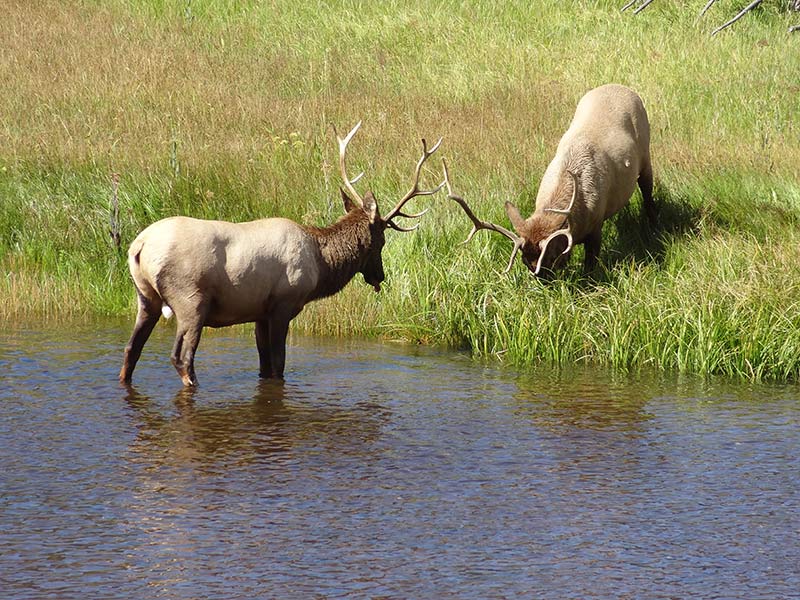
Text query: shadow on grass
600 181 703 274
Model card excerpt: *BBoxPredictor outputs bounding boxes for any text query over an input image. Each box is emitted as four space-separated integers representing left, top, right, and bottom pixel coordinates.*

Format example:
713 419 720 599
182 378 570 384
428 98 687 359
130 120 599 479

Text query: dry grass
2 1 797 176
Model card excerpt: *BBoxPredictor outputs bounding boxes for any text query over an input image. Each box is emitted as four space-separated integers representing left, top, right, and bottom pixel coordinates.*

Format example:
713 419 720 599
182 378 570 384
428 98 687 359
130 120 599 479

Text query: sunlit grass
1 0 799 380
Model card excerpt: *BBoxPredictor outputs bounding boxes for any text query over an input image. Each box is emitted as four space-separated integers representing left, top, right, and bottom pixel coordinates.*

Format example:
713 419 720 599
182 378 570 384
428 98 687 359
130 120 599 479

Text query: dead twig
109 172 121 250
711 0 763 36
700 0 717 18
621 0 656 13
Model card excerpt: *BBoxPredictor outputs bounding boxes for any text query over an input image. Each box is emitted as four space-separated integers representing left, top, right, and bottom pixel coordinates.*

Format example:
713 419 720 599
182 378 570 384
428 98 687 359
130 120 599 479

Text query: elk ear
504 201 526 234
362 191 380 224
340 187 358 213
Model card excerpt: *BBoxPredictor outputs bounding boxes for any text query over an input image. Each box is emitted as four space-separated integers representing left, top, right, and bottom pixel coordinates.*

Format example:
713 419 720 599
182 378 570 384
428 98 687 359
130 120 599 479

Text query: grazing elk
447 83 656 276
119 122 443 386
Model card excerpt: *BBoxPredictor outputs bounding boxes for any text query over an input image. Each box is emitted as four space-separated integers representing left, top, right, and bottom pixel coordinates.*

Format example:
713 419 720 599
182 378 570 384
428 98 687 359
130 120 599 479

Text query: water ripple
1 323 798 598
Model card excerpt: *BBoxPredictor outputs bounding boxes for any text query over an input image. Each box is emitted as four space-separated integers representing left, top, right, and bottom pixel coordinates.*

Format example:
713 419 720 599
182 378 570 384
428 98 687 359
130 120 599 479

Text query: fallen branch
109 172 121 250
711 0 763 36
627 0 797 34
700 0 717 18
621 0 656 13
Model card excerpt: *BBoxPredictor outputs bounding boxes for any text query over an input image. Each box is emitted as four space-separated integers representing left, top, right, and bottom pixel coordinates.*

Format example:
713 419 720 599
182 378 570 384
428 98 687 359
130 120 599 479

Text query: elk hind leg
266 313 293 380
170 314 206 387
583 229 603 273
119 294 162 384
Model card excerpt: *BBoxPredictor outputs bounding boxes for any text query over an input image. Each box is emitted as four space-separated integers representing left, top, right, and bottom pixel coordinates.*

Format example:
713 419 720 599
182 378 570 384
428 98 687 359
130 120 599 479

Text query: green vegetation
2 0 799 379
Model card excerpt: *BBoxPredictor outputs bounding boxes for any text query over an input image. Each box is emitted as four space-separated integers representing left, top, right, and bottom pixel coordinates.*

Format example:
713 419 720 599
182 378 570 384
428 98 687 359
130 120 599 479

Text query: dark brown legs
582 229 603 273
119 298 160 384
255 320 273 378
639 159 657 227
256 313 293 380
123 296 297 386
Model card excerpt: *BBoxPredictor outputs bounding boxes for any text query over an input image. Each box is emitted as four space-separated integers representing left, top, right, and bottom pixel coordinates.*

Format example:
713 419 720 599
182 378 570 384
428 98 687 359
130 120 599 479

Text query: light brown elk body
119 122 443 387
448 83 656 275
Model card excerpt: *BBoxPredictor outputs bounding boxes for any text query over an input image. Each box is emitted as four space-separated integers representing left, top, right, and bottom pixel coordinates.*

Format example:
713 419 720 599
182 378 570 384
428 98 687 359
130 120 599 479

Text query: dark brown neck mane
303 211 373 301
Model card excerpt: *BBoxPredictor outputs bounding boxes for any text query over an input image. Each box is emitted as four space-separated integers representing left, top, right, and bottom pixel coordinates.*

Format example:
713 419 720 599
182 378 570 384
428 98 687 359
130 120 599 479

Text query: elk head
335 121 444 291
443 160 577 277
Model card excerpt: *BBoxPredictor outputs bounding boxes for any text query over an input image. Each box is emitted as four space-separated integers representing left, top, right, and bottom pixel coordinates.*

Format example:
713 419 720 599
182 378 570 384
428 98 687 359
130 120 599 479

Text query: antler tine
393 207 429 219
535 170 577 275
534 229 573 276
383 136 446 224
333 120 365 205
503 238 525 274
387 220 421 233
543 170 578 216
442 158 521 247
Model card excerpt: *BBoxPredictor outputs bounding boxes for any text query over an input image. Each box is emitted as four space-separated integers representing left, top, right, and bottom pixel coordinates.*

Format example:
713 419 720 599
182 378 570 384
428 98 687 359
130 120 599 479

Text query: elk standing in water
447 83 656 276
119 122 443 386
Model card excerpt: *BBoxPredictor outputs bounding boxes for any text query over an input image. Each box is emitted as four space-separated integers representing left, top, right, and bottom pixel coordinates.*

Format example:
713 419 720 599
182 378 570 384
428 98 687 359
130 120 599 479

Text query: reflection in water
122 378 389 470
1 323 800 599
512 367 657 432
124 380 291 465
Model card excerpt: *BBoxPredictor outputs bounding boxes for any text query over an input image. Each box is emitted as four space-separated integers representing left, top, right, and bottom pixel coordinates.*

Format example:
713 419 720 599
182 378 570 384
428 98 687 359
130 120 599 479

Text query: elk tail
128 236 173 320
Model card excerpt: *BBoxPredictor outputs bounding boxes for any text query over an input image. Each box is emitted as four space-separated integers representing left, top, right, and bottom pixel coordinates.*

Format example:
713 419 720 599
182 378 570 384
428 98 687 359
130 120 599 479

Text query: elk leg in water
265 312 293 380
170 310 206 387
119 298 161 384
255 320 273 378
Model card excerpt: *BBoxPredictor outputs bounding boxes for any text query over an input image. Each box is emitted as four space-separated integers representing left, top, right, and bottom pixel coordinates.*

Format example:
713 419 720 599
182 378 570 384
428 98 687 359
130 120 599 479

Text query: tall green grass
1 0 799 380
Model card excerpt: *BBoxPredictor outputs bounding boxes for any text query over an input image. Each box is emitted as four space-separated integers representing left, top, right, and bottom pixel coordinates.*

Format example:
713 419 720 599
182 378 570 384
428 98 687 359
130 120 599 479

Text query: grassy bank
2 0 799 380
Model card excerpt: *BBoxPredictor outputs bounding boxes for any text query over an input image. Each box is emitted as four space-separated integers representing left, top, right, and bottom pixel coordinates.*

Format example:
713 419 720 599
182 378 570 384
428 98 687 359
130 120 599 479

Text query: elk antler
535 170 578 275
333 121 366 205
442 158 524 274
383 136 446 231
533 229 573 275
543 170 579 216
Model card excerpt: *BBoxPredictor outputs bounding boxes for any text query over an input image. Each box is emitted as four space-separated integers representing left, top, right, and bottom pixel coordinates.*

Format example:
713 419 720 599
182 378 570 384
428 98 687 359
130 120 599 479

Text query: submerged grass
1 0 799 380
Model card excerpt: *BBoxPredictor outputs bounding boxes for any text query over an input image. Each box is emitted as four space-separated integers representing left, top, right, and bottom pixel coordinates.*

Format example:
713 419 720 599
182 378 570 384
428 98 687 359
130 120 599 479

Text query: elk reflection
511 371 657 433
123 380 388 470
511 373 660 492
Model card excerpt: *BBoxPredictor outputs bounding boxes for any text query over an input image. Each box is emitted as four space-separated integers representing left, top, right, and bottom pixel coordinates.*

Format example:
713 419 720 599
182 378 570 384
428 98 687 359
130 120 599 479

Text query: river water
1 321 798 599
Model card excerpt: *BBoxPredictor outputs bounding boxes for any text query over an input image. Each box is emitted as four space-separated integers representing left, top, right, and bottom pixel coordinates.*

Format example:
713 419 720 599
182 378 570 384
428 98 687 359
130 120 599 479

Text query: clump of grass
1 1 799 380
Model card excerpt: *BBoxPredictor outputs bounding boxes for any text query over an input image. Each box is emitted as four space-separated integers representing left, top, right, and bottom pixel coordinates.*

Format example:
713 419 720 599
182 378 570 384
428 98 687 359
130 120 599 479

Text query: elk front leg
266 314 292 380
119 297 161 384
583 229 603 273
255 320 273 379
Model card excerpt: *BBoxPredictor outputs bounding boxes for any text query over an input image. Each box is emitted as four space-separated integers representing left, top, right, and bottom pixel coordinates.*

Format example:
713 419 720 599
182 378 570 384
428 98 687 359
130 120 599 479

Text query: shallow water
1 322 799 599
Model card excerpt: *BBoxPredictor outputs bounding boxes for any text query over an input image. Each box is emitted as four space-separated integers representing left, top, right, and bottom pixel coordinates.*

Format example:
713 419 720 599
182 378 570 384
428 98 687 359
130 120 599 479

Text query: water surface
1 322 798 598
